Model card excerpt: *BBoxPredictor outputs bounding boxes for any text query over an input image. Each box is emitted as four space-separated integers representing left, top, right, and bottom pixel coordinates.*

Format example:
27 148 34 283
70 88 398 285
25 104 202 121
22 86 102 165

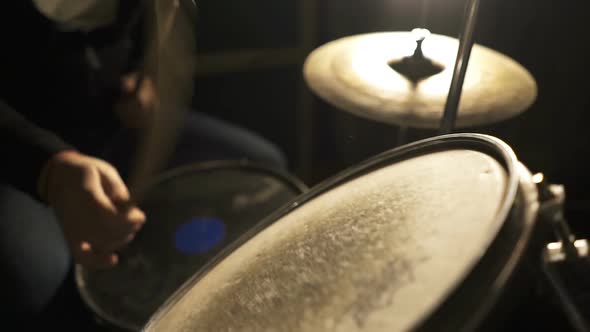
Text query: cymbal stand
439 0 481 134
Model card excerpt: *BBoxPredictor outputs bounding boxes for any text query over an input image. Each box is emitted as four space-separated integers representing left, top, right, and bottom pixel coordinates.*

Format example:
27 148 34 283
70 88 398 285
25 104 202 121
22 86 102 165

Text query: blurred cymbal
303 31 537 129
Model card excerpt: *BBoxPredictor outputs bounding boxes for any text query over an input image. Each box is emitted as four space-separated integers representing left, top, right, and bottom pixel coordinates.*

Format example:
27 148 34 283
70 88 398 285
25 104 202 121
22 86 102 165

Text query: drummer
0 0 286 329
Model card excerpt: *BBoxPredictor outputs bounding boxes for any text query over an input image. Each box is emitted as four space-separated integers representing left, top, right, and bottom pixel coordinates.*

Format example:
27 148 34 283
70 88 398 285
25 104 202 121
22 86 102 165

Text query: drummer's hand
39 150 146 269
114 72 158 129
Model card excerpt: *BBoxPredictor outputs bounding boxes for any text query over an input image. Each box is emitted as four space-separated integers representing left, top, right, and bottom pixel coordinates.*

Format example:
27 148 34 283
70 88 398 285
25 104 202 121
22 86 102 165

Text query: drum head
76 162 305 331
144 134 538 332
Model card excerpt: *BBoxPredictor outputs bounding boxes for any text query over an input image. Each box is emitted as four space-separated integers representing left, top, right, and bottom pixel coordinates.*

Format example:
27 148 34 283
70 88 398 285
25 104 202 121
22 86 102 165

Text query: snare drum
76 161 306 331
142 134 587 332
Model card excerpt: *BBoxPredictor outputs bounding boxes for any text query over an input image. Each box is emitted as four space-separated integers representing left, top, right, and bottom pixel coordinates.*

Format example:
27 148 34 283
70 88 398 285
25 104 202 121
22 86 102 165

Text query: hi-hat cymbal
303 31 537 129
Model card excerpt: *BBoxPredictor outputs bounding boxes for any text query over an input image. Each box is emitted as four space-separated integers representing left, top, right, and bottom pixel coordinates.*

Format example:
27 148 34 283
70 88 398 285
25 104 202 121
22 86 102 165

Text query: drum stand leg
536 176 590 332
542 262 590 332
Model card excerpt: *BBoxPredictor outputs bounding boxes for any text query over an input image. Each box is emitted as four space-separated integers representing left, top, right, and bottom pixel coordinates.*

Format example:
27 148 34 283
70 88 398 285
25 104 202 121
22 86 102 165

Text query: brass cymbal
303 31 537 129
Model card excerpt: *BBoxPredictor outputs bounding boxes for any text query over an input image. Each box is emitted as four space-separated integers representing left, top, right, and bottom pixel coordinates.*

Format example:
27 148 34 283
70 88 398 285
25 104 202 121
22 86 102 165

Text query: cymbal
303 31 537 129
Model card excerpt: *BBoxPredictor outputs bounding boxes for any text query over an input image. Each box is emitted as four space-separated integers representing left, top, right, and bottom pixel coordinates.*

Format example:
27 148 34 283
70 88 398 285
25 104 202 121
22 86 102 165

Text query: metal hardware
439 0 481 134
545 240 590 263
534 173 585 262
534 173 590 332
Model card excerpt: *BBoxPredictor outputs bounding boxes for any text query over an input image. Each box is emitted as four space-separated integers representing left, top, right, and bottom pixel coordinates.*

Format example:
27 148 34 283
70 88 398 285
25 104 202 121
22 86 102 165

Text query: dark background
190 0 590 229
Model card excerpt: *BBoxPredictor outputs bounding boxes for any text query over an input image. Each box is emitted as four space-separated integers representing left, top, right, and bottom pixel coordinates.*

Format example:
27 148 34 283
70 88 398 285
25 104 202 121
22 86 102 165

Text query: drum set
77 2 590 331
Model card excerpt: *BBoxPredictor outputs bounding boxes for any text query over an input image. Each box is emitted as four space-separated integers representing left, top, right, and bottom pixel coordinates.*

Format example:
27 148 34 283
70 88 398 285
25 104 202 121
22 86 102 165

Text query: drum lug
544 240 590 263
534 173 588 262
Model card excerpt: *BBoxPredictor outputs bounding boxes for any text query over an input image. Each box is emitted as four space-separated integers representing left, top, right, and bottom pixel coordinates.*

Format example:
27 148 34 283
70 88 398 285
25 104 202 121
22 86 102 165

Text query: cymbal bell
303 31 537 129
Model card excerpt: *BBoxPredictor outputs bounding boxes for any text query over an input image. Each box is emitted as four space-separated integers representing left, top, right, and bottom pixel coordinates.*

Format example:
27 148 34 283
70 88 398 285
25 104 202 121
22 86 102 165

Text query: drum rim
132 159 308 197
75 160 308 331
143 133 535 331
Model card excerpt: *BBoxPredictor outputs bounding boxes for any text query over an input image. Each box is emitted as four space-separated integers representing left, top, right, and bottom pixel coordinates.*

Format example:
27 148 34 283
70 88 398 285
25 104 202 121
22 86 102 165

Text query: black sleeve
0 100 73 201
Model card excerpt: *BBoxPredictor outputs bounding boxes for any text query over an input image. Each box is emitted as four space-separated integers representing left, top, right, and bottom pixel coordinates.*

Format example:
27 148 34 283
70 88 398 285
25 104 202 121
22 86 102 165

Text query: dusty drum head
76 162 306 331
144 134 539 332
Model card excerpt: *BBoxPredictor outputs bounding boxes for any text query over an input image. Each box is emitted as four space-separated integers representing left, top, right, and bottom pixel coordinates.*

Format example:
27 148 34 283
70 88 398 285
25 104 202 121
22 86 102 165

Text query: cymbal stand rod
439 0 481 134
419 0 430 27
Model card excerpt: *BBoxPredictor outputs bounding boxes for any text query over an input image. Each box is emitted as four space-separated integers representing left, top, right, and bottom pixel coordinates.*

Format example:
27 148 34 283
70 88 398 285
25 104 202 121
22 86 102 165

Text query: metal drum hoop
75 160 308 331
143 133 544 332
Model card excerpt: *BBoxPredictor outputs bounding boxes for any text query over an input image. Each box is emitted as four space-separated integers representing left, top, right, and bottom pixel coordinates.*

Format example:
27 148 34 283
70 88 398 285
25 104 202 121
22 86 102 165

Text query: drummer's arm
0 99 74 202
0 100 146 269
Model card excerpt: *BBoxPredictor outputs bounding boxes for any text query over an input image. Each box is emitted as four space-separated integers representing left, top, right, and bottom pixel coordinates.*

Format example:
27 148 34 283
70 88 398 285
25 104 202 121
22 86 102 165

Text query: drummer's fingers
73 241 118 270
90 205 145 244
118 205 146 230
93 233 136 254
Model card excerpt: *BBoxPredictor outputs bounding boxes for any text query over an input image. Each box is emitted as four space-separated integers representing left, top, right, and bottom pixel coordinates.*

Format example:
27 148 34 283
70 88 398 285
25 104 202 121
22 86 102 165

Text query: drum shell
410 155 571 331
464 192 575 332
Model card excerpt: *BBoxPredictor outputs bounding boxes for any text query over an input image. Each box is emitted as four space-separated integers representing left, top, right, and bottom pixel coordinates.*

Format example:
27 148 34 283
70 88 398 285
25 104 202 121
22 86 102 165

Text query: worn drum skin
144 134 541 332
76 162 306 331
